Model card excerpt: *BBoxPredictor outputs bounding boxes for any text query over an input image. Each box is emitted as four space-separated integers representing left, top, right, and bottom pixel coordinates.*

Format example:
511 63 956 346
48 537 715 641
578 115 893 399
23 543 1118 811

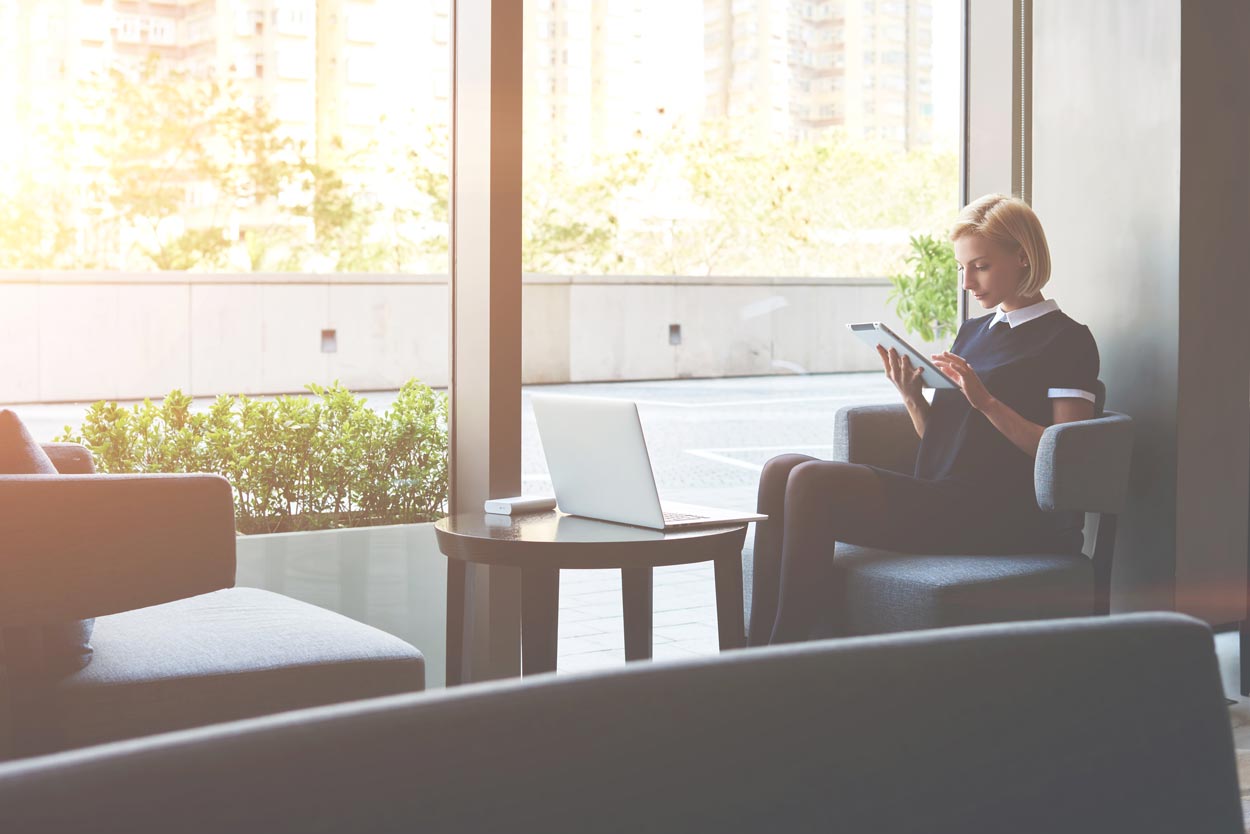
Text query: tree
622 124 815 276
81 57 302 271
394 123 451 273
521 153 640 274
0 173 80 270
515 121 958 280
289 152 388 273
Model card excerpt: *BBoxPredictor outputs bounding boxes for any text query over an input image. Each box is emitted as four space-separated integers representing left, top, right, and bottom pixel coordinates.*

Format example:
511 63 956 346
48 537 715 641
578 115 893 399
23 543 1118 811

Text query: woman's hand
877 346 925 405
930 351 994 411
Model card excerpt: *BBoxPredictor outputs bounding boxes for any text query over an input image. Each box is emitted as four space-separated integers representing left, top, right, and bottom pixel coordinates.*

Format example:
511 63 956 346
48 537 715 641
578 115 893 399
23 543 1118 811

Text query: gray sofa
0 613 1239 834
0 444 425 758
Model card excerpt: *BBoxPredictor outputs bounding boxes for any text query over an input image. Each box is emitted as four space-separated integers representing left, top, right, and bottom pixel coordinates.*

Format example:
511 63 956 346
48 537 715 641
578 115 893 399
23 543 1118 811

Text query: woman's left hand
930 352 995 411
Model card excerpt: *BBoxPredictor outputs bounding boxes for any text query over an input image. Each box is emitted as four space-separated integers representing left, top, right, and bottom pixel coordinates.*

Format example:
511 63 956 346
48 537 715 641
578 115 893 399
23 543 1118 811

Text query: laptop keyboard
663 512 707 523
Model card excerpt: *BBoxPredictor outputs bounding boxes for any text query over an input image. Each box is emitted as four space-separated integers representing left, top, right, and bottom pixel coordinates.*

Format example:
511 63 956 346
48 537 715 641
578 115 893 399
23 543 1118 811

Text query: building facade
522 0 696 172
704 0 934 149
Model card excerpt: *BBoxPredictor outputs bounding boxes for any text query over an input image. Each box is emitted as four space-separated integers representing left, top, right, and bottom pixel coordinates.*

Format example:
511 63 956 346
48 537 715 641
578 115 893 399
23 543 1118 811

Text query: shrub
887 233 959 344
55 381 449 534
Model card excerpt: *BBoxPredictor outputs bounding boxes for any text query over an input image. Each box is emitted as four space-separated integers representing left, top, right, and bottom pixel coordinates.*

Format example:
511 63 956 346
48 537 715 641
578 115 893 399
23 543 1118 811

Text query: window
150 19 176 46
0 4 455 682
345 7 379 44
116 16 142 44
276 44 313 79
345 51 378 85
275 5 312 37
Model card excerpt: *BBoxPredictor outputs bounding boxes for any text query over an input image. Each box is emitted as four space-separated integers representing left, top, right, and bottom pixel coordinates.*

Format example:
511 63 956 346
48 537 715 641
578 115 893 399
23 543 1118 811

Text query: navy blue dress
865 308 1099 555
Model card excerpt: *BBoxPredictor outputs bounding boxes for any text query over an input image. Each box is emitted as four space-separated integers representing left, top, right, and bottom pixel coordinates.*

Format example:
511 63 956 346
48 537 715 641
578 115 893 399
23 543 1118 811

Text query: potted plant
887 233 959 344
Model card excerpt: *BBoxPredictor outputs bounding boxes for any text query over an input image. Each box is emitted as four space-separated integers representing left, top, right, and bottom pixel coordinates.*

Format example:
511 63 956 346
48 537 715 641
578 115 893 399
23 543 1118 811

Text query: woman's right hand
877 346 925 405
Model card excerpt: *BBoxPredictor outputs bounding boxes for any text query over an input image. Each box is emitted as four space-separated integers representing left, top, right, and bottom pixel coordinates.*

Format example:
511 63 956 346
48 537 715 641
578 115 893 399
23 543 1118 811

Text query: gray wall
1033 0 1249 622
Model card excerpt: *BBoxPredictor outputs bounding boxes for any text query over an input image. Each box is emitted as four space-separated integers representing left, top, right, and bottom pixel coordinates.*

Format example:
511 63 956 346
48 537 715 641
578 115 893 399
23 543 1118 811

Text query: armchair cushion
833 545 1095 635
0 417 94 675
22 588 426 754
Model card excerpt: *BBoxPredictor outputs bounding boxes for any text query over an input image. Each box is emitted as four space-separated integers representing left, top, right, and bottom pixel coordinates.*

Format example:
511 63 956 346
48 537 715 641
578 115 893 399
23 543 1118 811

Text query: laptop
531 394 769 530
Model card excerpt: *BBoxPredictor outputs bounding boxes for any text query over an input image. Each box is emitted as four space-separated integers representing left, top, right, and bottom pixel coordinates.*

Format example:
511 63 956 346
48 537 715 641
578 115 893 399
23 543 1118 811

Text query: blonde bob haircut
949 194 1052 298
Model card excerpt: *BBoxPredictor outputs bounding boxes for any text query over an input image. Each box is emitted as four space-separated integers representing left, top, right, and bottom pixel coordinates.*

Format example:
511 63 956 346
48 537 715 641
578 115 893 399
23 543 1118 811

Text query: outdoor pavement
13 371 901 674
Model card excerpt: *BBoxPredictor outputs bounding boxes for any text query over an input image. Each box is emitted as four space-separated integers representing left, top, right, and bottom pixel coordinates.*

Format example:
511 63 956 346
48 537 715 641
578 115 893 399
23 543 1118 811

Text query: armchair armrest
833 404 920 475
40 443 94 475
1035 412 1134 514
0 474 236 626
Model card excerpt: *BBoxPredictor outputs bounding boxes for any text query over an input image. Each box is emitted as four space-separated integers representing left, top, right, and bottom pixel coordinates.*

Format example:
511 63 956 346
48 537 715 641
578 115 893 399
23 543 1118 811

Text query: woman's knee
760 453 816 489
785 460 873 504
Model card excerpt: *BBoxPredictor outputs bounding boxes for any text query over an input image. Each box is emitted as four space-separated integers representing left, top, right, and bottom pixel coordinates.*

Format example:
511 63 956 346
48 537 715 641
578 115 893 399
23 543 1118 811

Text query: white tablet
846 322 958 389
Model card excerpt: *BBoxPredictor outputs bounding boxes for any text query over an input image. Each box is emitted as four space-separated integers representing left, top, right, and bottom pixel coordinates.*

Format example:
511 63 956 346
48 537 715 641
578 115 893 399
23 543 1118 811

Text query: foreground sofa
0 613 1239 833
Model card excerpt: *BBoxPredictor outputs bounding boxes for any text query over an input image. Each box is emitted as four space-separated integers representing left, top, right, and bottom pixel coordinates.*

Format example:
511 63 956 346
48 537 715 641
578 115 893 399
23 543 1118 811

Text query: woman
749 194 1099 646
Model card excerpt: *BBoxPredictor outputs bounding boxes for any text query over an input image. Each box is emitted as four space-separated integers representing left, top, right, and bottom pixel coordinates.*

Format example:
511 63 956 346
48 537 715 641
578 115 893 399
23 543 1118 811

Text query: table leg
714 552 746 651
1241 618 1249 697
445 559 466 687
621 567 653 662
521 567 560 675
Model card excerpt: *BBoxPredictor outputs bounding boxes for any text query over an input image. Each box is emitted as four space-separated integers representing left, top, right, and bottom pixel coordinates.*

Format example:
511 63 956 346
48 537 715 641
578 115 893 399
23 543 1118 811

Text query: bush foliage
55 381 448 534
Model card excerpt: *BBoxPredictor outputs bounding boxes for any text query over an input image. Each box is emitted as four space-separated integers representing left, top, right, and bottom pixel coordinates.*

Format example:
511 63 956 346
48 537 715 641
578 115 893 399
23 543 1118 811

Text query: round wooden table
435 511 750 681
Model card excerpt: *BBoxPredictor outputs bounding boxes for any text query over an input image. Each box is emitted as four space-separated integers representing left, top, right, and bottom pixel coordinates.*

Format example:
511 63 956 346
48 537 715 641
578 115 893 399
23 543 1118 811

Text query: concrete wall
0 274 449 402
0 272 938 402
1033 0 1250 622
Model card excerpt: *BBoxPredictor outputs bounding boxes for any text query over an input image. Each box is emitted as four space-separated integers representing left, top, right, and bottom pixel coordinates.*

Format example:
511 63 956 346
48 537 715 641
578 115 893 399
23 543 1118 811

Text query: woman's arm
878 346 929 438
930 352 1096 457
903 394 930 439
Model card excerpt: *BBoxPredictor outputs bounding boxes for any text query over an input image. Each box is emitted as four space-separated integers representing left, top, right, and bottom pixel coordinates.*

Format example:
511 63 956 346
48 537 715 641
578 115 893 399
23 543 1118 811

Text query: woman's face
953 234 1032 311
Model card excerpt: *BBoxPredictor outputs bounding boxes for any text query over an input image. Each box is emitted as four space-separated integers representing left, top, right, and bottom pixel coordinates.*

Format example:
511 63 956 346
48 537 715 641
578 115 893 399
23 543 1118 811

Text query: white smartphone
846 322 957 389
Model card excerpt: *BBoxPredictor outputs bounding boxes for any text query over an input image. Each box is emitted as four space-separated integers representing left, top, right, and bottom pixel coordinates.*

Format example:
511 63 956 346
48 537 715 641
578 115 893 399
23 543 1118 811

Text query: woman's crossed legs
748 455 891 646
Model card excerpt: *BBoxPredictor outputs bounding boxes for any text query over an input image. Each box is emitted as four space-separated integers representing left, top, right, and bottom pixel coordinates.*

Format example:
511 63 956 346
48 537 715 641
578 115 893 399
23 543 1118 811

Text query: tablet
846 322 957 389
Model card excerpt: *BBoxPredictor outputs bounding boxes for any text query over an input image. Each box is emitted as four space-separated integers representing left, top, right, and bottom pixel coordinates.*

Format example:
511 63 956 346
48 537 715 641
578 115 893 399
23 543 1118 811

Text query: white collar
989 298 1060 329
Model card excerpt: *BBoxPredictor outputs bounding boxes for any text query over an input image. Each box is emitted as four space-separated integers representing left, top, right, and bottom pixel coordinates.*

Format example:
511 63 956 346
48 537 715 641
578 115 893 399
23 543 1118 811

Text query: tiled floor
1217 631 1250 831
555 563 725 675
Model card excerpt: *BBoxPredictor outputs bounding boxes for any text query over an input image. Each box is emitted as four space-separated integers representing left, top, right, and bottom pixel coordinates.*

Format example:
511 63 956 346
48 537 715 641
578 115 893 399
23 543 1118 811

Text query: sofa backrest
0 612 1238 834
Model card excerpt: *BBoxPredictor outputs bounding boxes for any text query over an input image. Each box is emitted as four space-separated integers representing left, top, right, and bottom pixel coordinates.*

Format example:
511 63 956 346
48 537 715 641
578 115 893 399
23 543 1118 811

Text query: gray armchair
0 613 1238 834
0 444 425 759
826 381 1133 635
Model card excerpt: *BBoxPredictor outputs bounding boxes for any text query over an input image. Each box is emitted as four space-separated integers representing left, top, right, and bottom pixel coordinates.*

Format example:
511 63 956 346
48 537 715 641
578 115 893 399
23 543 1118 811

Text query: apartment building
704 0 934 149
0 0 449 168
523 0 698 172
0 0 450 266
0 1 17 161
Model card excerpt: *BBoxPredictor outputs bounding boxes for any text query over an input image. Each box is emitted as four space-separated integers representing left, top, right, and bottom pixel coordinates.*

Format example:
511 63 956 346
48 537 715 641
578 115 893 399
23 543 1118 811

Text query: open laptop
531 394 768 530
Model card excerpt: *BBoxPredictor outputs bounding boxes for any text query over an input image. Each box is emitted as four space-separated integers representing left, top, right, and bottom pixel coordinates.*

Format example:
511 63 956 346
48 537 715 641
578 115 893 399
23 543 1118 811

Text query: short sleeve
1046 325 1100 404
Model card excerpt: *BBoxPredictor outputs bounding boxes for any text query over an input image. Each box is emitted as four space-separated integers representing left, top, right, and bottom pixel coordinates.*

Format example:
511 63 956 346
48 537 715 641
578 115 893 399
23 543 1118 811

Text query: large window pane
0 0 453 683
520 0 962 673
